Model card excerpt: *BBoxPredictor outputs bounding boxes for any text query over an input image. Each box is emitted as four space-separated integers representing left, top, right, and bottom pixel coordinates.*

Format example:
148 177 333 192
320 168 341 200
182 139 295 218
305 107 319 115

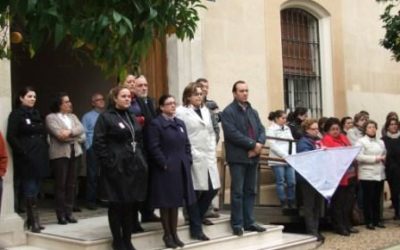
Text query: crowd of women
267 107 400 242
4 80 400 249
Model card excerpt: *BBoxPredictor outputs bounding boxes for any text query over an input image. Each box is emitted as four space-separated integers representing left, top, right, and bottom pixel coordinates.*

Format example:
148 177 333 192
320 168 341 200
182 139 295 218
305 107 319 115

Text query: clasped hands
248 142 263 158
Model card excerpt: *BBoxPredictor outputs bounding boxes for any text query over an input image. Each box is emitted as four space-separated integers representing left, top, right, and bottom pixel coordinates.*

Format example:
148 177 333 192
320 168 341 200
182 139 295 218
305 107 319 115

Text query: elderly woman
356 120 386 230
148 94 196 248
267 110 296 209
382 118 400 220
321 117 358 236
93 86 147 250
176 82 220 241
7 87 49 233
296 118 325 242
46 92 85 225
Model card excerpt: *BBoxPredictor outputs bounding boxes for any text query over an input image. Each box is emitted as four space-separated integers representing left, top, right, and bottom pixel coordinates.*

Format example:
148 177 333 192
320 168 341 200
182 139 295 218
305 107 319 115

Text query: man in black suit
125 74 160 233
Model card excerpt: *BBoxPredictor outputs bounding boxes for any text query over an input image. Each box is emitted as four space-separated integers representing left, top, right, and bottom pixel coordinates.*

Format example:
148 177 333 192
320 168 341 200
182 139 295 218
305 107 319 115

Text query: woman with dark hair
340 116 353 135
296 118 325 242
266 110 296 208
45 92 85 225
93 86 148 250
176 82 220 241
317 117 328 138
381 112 399 137
7 87 49 233
356 120 386 229
148 94 196 248
321 117 358 236
288 107 308 140
382 118 400 220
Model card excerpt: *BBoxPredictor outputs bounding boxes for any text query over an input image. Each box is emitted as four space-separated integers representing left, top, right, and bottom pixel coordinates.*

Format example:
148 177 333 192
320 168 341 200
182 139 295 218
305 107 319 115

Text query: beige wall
342 0 400 127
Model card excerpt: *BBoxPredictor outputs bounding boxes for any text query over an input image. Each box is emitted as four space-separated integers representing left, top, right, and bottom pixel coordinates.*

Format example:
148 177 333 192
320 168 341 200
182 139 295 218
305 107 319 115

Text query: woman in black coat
7 86 49 233
147 94 196 249
93 86 148 250
382 117 400 219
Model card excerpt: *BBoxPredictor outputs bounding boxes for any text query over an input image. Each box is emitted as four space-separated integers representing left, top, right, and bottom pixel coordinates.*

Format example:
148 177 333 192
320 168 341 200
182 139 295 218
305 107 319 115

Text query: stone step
7 246 49 250
25 214 316 250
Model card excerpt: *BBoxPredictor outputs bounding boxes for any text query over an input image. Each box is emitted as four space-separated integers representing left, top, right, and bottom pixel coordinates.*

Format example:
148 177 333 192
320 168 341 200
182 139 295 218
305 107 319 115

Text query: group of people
267 106 400 242
2 76 400 249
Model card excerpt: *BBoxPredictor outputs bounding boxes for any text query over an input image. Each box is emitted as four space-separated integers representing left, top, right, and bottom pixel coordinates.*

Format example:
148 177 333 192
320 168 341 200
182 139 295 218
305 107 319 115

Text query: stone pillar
0 26 26 248
166 19 204 103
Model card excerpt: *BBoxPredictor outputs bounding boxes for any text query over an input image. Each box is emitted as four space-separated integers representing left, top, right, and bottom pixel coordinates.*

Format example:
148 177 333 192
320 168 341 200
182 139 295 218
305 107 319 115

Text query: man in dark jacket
221 80 267 236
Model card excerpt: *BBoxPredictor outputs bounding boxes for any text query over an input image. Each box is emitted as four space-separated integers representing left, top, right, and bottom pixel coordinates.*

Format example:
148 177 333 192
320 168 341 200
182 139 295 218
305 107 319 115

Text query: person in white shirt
266 110 296 208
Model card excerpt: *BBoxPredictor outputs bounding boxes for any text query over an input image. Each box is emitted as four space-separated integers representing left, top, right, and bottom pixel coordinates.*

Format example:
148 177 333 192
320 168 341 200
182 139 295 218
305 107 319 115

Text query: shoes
374 222 385 228
57 217 68 225
132 224 145 234
245 224 266 232
315 233 325 242
233 227 244 236
123 239 136 250
202 218 214 226
366 224 375 230
141 213 161 223
336 229 350 236
86 203 98 210
65 215 78 223
111 240 125 250
163 234 178 248
73 206 82 212
191 232 210 241
348 227 359 233
172 233 185 247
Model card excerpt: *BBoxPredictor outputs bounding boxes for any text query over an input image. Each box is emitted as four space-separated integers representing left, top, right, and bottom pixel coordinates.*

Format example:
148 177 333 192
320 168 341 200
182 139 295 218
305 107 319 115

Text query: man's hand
248 149 258 158
254 142 263 155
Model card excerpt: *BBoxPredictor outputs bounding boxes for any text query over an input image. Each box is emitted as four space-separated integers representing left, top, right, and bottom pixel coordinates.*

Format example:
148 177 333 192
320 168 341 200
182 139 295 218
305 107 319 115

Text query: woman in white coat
266 110 296 208
356 120 386 230
176 82 220 241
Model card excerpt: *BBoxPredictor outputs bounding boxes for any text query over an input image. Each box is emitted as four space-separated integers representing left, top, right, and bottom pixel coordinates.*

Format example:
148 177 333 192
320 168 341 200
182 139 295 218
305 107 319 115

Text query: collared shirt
58 113 72 129
82 109 101 149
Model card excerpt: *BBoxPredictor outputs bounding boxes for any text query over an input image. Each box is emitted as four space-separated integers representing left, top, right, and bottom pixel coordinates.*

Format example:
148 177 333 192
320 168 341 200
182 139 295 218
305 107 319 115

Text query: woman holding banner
296 118 325 242
321 117 359 236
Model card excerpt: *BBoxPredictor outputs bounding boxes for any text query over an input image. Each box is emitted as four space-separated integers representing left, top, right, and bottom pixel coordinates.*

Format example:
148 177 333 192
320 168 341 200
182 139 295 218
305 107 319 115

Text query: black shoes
336 229 350 236
245 224 266 232
172 233 185 247
202 218 214 226
57 217 68 225
66 215 78 223
375 222 385 228
163 234 178 249
86 203 98 211
191 232 210 241
366 224 375 230
233 228 244 236
348 227 359 233
315 233 325 242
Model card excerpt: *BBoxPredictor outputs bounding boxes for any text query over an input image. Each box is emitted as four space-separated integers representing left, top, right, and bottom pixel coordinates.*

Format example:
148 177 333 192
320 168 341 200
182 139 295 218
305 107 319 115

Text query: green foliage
378 0 400 61
0 0 205 78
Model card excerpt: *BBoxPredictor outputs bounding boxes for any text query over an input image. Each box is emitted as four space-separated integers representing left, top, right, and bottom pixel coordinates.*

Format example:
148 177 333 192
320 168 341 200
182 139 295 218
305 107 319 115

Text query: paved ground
21 198 400 250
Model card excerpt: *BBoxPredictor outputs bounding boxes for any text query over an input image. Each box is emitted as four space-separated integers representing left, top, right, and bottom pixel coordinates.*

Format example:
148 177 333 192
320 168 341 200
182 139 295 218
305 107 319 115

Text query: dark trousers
108 202 134 246
52 153 79 217
85 148 98 204
330 183 355 231
187 175 219 235
360 180 384 225
299 181 323 235
386 170 400 216
22 178 41 198
229 163 257 230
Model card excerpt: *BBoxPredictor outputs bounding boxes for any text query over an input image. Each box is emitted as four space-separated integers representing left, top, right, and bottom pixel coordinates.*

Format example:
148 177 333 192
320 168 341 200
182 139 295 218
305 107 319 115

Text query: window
281 8 322 117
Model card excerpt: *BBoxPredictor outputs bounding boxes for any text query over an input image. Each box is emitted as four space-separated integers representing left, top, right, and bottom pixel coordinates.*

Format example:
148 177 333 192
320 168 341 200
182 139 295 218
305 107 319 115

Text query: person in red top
0 132 9 215
321 117 359 236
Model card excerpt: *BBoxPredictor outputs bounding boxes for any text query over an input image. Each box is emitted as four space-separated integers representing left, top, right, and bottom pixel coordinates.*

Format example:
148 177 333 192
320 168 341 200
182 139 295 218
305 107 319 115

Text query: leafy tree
378 0 400 61
0 0 205 77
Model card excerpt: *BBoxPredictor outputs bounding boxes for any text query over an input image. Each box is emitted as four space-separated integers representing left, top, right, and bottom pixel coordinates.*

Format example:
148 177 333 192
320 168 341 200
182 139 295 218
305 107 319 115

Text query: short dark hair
384 117 399 131
318 117 329 133
268 110 285 121
15 86 36 107
232 80 246 92
157 94 175 115
49 92 69 113
195 78 208 84
353 112 368 124
362 120 378 135
340 116 352 130
323 117 341 133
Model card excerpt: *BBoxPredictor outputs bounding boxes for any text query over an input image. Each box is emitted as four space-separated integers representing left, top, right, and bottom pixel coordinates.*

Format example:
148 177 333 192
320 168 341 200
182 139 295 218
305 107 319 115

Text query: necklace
116 111 136 152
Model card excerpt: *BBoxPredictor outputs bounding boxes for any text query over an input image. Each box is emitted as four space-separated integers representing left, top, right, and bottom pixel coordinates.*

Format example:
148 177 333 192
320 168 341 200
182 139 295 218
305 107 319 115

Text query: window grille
281 8 322 118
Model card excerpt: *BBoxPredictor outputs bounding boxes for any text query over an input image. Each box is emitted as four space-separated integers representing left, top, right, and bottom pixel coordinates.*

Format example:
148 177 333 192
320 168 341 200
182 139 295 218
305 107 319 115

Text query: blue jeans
23 178 41 198
271 164 296 203
86 148 98 204
229 163 257 230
